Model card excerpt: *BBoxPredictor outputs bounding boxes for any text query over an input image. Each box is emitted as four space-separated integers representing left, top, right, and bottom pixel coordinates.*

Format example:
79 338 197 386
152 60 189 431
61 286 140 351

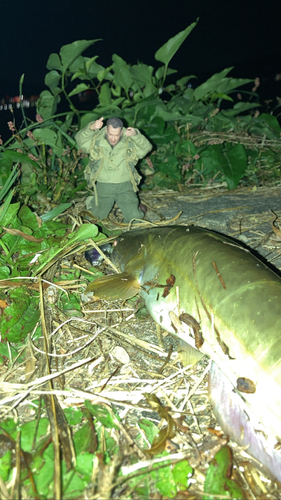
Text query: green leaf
64 407 84 425
112 54 133 93
97 65 113 83
18 205 39 231
139 419 159 444
36 90 61 119
33 128 64 157
0 201 20 226
0 166 18 202
59 40 101 71
0 450 12 482
155 66 177 81
60 291 81 312
73 422 95 455
80 112 101 128
194 67 233 100
215 92 233 102
172 460 193 489
1 150 38 168
143 116 166 135
30 447 54 498
176 75 197 88
62 468 87 496
68 83 90 97
17 419 49 452
46 53 62 71
222 143 248 189
178 140 197 156
158 156 181 181
130 63 155 85
149 452 186 497
85 401 119 428
99 82 112 106
1 418 18 434
197 145 225 177
75 453 94 479
0 288 40 342
155 20 198 66
85 56 105 78
258 113 281 135
40 203 72 221
221 101 260 117
216 78 252 96
194 69 252 102
203 446 243 499
0 341 18 360
0 266 10 279
67 223 99 242
45 70 61 95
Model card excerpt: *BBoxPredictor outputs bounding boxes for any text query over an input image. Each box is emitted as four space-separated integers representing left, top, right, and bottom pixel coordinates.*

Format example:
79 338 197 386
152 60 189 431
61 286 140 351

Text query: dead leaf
270 211 281 240
3 227 44 242
179 312 204 349
143 393 176 455
0 280 49 290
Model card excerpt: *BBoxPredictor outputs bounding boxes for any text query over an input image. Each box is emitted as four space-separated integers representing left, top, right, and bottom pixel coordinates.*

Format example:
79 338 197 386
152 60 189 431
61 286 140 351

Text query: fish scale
86 225 281 481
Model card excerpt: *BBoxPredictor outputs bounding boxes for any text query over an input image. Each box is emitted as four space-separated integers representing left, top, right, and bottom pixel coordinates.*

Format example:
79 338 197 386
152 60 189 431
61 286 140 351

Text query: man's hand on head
90 117 104 130
124 127 136 137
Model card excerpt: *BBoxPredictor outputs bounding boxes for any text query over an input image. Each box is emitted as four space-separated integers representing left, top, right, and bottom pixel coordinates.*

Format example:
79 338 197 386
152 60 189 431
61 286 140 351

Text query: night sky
1 0 281 97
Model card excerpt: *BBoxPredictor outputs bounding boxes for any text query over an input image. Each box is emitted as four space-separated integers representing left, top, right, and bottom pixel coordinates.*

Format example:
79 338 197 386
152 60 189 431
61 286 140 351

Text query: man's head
106 117 123 146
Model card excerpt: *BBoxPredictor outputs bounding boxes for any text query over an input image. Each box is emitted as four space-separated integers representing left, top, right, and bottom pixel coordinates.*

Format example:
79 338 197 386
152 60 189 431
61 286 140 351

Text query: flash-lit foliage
1 20 281 203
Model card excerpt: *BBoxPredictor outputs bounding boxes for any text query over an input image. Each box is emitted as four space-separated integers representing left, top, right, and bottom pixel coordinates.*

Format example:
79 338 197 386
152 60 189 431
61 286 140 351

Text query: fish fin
86 272 140 300
178 339 204 366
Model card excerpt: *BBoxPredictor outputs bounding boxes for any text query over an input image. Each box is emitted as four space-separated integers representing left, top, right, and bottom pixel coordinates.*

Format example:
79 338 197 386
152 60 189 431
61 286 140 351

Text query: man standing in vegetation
75 116 152 223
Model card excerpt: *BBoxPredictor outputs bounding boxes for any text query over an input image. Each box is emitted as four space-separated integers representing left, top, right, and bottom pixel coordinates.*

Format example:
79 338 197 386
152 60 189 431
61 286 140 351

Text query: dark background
1 0 281 137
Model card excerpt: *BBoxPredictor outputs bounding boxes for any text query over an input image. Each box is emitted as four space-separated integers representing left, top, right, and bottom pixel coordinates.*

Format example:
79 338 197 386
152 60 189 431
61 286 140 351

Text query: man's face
106 125 123 146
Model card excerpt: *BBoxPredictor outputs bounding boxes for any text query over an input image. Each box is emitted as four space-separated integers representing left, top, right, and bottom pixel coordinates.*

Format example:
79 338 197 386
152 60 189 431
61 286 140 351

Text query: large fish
86 225 281 481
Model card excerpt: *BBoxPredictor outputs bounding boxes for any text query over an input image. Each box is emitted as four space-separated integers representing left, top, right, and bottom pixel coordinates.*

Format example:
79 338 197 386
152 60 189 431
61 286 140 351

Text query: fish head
112 230 149 277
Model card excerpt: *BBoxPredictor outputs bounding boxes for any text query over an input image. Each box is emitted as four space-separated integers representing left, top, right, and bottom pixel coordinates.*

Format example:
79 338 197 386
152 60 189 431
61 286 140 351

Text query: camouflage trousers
85 181 144 223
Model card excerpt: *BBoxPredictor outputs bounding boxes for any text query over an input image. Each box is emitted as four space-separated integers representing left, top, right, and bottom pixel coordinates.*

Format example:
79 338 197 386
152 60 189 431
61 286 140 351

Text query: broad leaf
258 113 281 135
99 82 112 106
59 40 101 71
222 102 260 117
112 54 133 93
40 203 73 221
0 288 40 342
45 70 61 95
155 20 198 66
130 64 155 85
154 66 177 81
46 53 62 71
193 68 250 101
36 90 61 119
203 446 243 499
97 65 113 83
222 143 248 189
1 150 38 168
85 57 105 78
68 83 90 97
33 128 64 157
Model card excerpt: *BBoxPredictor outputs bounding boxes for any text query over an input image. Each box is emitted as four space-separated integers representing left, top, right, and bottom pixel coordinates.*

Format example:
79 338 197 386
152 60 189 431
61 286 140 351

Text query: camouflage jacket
75 123 152 192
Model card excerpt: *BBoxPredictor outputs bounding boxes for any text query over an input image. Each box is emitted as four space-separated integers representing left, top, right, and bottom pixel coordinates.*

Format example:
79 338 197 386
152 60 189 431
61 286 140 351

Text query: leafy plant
1 21 281 207
0 193 106 344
